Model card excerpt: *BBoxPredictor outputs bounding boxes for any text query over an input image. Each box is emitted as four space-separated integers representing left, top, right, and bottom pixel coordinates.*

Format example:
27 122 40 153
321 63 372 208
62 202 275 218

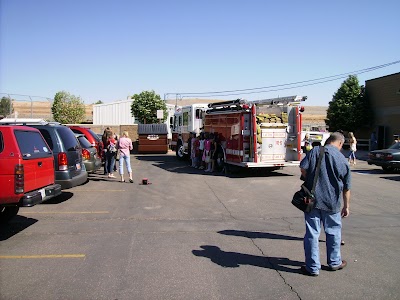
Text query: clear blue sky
1 0 399 106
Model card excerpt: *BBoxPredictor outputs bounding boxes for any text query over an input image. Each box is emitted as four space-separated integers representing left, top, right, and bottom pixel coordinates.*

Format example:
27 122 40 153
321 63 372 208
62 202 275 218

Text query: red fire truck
204 95 306 172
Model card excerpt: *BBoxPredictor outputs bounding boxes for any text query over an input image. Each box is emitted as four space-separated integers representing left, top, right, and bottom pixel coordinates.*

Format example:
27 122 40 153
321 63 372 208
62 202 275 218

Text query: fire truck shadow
0 215 38 241
218 230 302 241
135 155 294 178
192 245 303 273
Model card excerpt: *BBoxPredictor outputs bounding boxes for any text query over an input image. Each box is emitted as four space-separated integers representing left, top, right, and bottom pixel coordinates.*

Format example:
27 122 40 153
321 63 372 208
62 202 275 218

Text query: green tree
94 100 103 104
0 96 14 118
51 91 86 124
325 75 372 132
130 90 167 124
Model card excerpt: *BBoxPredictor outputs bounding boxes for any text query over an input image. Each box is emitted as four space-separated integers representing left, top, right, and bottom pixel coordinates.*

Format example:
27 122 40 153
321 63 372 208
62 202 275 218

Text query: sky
1 0 399 106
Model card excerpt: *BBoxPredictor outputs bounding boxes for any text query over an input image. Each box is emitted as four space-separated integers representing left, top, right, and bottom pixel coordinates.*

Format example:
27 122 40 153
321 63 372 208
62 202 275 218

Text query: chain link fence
0 93 55 121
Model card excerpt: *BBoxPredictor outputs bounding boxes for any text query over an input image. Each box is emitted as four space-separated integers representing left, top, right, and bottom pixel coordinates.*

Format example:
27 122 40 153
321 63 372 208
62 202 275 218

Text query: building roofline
365 72 400 82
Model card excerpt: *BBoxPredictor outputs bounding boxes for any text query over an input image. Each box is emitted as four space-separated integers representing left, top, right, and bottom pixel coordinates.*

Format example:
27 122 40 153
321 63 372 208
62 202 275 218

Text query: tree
325 75 372 132
0 96 14 118
94 100 103 104
51 91 86 124
130 90 167 124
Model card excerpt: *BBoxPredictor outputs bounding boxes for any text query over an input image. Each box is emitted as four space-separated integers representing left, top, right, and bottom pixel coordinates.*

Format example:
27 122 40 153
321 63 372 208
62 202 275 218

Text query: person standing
105 131 117 178
302 133 312 155
117 131 133 183
348 132 357 165
102 127 111 175
299 132 351 276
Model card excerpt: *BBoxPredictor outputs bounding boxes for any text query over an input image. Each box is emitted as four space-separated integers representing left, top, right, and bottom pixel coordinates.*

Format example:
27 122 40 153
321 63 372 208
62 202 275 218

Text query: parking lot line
0 254 85 259
72 190 126 192
23 211 109 214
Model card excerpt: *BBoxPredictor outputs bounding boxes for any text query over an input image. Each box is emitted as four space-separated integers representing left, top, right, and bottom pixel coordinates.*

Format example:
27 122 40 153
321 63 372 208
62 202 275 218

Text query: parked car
0 125 62 223
69 126 104 161
74 133 102 173
368 142 400 172
0 119 88 189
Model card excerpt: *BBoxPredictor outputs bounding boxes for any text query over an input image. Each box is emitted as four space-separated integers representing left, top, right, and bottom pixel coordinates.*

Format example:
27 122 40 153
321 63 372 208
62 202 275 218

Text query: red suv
69 126 104 160
0 125 62 223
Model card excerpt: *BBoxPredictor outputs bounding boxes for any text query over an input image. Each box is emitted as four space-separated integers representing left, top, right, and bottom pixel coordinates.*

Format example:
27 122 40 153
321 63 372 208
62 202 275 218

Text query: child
198 132 205 169
204 133 214 172
190 133 199 168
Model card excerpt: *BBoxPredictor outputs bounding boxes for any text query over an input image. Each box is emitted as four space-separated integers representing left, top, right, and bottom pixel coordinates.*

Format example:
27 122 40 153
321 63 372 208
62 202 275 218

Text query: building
365 72 400 148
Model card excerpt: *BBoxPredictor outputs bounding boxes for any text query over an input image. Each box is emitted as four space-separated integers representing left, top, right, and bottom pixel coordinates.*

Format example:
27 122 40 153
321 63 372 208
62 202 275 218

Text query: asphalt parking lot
1 151 399 300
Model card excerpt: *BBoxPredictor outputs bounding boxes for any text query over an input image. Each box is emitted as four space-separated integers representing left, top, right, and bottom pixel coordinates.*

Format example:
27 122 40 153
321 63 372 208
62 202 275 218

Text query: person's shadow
192 245 303 274
218 230 303 241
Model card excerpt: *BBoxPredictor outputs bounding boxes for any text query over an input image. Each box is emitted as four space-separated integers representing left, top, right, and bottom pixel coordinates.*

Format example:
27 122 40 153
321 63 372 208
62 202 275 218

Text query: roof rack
0 118 61 126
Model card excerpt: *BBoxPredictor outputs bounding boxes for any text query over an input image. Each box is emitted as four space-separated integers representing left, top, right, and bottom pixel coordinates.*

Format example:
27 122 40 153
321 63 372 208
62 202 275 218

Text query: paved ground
1 151 399 300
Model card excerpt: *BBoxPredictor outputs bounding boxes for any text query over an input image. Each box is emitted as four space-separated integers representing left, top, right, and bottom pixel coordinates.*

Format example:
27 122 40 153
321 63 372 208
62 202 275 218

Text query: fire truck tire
224 163 231 175
0 206 19 224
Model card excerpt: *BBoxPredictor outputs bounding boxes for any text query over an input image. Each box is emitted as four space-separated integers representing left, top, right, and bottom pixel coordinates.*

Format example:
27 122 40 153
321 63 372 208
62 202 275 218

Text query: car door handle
38 162 43 167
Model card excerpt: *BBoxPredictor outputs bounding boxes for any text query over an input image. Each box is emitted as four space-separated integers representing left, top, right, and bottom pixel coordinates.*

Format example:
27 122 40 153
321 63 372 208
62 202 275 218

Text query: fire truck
170 103 209 158
204 95 306 171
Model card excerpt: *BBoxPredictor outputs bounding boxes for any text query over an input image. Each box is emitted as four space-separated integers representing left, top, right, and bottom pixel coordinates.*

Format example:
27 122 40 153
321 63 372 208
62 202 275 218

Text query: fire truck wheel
224 163 231 175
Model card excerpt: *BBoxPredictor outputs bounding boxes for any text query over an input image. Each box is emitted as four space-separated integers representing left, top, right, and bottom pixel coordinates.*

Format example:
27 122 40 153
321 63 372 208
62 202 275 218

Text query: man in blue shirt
299 132 351 276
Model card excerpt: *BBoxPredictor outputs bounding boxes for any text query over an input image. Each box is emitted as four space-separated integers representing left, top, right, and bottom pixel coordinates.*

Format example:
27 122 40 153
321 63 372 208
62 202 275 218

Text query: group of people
188 132 224 173
101 128 134 183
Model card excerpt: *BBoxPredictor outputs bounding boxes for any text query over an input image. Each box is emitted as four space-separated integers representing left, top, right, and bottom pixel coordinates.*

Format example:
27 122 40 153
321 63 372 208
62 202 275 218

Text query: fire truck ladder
249 95 307 106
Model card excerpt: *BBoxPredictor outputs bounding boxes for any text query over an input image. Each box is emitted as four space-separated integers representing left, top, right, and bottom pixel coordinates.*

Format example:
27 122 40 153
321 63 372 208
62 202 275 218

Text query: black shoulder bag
291 146 324 213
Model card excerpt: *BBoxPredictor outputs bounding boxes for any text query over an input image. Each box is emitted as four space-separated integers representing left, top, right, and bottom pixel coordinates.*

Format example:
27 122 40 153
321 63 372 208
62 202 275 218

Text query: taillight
82 148 90 160
15 164 24 193
385 154 394 161
58 152 68 170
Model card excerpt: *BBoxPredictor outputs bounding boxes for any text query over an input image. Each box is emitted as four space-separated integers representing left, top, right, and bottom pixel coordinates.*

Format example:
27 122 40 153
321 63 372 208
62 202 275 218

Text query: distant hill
10 100 327 127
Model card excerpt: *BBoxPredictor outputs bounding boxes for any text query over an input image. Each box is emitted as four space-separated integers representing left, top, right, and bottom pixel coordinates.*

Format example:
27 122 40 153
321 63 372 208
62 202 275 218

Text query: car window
87 129 101 142
71 128 83 135
0 132 4 153
389 142 400 150
38 128 54 150
57 127 80 151
14 130 52 159
77 136 92 148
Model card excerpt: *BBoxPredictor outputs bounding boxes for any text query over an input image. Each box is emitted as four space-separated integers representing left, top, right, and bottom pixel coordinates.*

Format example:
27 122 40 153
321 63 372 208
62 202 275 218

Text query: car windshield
389 142 400 150
14 130 52 159
57 126 80 151
77 136 92 148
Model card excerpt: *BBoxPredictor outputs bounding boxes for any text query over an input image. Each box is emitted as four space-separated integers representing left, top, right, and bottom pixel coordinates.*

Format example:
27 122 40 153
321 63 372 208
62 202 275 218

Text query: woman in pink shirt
117 131 134 183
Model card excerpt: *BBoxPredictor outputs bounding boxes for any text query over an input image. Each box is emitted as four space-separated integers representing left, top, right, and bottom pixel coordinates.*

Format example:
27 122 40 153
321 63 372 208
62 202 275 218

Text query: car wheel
0 206 19 224
382 166 392 172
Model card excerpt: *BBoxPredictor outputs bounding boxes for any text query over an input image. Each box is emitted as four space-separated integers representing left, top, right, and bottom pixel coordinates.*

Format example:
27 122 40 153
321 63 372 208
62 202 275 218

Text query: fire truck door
260 126 287 161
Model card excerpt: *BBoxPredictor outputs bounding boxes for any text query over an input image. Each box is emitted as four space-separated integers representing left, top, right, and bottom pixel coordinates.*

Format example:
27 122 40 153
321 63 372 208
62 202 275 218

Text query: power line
170 60 400 98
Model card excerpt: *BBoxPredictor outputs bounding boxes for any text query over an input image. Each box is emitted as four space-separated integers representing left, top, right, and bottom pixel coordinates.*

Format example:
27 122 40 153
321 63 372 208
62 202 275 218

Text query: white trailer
93 100 176 139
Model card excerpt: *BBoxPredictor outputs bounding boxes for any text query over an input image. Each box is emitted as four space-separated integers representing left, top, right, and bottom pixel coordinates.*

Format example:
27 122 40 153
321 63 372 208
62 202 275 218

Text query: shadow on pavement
380 176 400 182
42 192 73 204
135 155 293 178
218 229 302 241
192 245 303 273
0 215 38 241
